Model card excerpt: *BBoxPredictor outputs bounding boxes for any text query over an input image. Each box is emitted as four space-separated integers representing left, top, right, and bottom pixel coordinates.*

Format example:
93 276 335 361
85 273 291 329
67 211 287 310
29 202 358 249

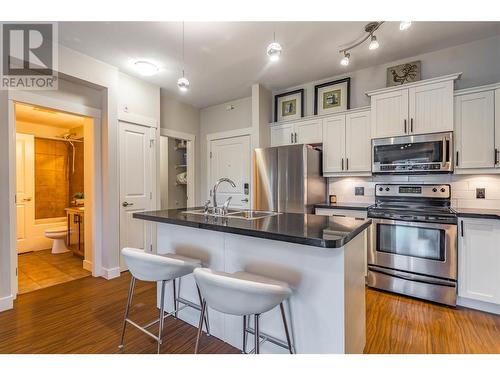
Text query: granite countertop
133 209 372 249
454 208 500 220
314 202 374 210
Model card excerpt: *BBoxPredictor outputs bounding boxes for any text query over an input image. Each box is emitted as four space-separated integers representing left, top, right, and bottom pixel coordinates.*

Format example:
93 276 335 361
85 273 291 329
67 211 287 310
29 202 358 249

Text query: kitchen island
133 209 371 354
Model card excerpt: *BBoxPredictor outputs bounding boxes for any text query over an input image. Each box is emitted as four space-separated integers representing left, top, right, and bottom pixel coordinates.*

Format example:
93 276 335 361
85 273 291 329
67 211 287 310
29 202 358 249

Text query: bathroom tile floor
18 249 91 294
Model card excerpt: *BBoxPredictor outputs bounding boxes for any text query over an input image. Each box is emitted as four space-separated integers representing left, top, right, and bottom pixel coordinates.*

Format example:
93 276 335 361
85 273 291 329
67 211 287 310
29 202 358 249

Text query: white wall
200 96 252 201
118 72 160 120
160 91 201 204
273 35 500 118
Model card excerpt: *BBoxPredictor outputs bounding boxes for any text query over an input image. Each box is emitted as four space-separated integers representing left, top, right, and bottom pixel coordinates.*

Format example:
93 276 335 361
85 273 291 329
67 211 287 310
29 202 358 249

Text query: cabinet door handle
460 220 464 237
404 119 407 134
346 158 349 170
410 118 414 133
456 151 459 167
341 158 344 171
495 148 499 165
290 133 294 144
294 132 298 143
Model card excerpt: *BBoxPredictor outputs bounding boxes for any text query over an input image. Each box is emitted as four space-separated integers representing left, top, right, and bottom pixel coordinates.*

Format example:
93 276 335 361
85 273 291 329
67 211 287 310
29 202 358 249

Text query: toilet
44 227 70 254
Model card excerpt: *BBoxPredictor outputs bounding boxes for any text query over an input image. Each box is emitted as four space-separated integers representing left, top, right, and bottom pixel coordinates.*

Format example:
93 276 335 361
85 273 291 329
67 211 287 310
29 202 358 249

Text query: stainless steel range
367 184 457 306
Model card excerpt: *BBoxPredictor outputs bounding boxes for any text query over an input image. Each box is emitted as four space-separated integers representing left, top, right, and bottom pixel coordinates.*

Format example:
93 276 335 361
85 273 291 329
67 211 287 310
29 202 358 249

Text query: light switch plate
476 188 485 199
355 187 365 196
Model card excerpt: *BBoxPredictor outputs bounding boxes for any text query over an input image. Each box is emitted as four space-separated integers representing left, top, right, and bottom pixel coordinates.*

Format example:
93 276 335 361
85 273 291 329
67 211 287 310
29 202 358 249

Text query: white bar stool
193 268 294 354
119 247 209 353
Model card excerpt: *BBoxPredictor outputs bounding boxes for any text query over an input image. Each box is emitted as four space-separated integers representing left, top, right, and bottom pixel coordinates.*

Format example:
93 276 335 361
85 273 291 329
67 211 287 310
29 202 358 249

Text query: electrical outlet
476 188 485 199
355 187 365 196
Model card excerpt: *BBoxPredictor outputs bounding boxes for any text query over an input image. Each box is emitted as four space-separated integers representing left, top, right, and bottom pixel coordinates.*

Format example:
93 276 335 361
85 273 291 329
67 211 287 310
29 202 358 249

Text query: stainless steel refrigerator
252 144 326 214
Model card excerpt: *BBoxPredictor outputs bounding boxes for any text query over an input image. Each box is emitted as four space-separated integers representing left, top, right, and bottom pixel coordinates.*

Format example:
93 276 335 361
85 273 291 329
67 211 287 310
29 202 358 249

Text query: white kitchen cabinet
322 115 345 173
345 110 371 172
323 109 371 176
270 119 322 146
454 88 497 171
366 73 460 139
409 80 454 134
458 218 500 307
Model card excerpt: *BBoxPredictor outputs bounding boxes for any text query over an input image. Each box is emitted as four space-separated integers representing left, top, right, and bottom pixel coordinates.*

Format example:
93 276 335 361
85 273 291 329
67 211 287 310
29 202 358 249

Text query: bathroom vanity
65 207 84 257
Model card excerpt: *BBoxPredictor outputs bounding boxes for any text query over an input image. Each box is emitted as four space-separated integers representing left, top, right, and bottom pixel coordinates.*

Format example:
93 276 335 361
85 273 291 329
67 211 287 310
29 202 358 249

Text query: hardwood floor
18 249 91 294
0 272 499 354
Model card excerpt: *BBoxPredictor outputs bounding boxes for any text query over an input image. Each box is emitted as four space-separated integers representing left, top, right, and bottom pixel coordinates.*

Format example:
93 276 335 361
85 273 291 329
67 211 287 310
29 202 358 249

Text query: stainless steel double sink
182 208 279 220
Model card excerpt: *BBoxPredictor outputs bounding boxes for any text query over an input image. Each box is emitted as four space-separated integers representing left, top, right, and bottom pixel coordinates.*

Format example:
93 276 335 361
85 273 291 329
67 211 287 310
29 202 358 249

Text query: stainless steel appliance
367 184 457 306
253 144 326 214
372 132 453 174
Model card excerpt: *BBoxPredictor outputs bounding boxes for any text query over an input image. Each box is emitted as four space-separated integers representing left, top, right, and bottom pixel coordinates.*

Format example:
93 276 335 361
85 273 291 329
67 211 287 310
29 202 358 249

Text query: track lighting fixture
369 34 379 50
340 52 350 66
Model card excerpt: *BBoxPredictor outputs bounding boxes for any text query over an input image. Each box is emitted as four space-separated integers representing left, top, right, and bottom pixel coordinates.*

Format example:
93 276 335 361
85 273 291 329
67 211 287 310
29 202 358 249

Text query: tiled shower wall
328 174 500 210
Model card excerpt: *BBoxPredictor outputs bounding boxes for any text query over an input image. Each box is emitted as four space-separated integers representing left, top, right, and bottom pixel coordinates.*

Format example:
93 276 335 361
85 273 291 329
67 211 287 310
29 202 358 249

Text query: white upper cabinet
496 88 500 168
323 109 371 176
323 115 346 173
370 89 408 138
367 73 461 139
455 90 495 170
270 122 294 146
270 119 322 146
409 81 454 134
295 119 323 144
345 110 371 172
458 218 500 305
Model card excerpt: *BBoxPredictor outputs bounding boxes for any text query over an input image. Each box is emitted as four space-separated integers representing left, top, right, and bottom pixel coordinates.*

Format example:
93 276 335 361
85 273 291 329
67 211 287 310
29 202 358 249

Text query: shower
61 133 77 175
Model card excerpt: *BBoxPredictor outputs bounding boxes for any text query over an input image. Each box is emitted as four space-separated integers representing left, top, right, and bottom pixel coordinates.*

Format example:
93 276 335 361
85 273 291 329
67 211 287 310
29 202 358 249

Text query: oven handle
442 137 448 166
369 265 456 287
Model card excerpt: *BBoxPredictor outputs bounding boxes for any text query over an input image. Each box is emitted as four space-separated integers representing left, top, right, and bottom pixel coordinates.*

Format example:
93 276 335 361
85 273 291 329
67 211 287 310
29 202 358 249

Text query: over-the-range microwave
372 132 453 174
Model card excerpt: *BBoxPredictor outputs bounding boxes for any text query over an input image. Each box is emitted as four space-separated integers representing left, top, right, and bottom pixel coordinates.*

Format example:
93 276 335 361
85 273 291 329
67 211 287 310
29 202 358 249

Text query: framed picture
274 89 304 122
314 77 350 116
386 60 421 87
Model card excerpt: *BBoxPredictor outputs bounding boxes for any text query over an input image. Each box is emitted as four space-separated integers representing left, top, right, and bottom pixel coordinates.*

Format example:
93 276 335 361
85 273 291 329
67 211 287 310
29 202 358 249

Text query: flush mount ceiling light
134 61 159 76
400 21 412 31
177 22 190 92
266 28 282 62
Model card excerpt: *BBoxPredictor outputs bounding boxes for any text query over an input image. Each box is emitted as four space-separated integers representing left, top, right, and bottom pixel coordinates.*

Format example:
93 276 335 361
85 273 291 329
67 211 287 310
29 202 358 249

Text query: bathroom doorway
14 103 92 294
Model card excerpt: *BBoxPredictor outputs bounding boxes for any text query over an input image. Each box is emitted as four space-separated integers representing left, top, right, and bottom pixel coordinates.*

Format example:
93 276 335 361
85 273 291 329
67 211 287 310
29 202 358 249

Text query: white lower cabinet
458 218 500 312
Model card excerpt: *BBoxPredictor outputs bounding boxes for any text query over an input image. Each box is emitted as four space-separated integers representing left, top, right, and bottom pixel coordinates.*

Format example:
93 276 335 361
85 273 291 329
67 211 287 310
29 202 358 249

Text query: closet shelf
175 164 187 168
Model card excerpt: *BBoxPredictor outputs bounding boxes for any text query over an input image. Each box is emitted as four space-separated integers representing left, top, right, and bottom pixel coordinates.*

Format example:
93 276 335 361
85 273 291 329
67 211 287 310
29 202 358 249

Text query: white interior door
16 133 35 254
119 121 154 269
209 135 251 209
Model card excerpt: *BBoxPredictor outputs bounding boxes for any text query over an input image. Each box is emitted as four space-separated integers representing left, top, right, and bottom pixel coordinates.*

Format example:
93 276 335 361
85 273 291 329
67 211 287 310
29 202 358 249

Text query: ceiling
58 22 500 108
16 103 87 129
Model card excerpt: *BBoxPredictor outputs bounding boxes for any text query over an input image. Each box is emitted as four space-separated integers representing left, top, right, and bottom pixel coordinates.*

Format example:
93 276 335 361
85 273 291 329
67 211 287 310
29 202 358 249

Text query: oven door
372 132 452 173
368 218 457 280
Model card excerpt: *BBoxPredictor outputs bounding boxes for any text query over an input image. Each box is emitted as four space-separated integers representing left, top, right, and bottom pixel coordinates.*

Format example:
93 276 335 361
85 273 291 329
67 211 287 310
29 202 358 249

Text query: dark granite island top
133 209 372 249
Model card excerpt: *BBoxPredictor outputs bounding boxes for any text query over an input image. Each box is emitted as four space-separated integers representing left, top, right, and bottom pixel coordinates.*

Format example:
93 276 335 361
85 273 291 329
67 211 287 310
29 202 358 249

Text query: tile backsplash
328 174 500 210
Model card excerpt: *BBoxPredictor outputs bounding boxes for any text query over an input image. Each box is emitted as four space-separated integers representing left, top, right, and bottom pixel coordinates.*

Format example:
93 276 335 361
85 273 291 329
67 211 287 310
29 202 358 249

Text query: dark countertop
314 202 373 211
455 208 500 220
133 209 372 249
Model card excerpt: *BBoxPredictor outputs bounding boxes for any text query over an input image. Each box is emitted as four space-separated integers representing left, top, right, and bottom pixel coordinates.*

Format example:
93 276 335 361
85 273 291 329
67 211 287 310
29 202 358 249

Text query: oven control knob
440 188 446 193
385 187 390 192
432 188 438 193
379 187 383 192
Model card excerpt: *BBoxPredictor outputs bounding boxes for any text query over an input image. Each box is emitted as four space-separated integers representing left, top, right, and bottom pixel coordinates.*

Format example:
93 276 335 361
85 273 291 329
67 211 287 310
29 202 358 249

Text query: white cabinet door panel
323 115 346 173
270 123 294 146
496 89 500 169
295 119 323 144
345 110 371 172
458 218 500 304
409 81 453 134
455 91 495 169
371 89 408 138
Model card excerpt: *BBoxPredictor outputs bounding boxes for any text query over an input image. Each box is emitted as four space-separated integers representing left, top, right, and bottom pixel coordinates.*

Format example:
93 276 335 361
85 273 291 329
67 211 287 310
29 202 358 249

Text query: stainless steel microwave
372 132 453 174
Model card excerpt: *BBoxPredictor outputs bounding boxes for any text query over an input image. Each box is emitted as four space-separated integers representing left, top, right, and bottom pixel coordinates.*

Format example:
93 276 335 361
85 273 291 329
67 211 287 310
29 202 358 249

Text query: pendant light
177 22 190 92
266 27 282 62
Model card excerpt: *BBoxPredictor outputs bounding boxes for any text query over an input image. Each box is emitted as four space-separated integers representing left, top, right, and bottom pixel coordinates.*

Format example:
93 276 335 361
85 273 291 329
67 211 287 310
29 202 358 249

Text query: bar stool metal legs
242 315 248 354
280 303 293 354
254 314 260 354
194 299 207 354
157 280 166 353
119 276 136 349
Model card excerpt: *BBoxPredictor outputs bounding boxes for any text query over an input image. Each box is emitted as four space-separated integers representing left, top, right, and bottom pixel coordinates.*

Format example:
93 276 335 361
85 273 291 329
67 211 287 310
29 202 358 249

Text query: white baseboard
0 294 14 312
457 296 500 315
102 266 120 280
83 259 93 272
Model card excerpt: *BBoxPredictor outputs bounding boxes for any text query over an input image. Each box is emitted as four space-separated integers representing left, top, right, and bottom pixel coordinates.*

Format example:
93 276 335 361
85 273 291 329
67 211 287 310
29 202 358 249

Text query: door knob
241 198 249 203
122 201 134 207
22 197 32 202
